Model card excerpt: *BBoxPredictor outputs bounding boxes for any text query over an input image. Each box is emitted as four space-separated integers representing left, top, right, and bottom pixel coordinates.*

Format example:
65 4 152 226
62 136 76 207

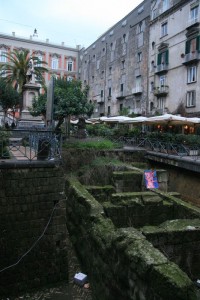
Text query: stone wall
0 162 67 298
65 175 200 300
148 159 200 207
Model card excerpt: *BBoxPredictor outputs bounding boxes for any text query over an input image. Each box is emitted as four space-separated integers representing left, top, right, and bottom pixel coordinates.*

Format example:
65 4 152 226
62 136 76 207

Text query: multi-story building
78 0 151 117
0 32 80 124
2 0 200 120
0 31 79 87
149 0 200 117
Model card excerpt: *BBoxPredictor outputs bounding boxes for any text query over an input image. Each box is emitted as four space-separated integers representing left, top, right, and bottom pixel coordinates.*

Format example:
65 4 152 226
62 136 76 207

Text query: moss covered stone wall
0 163 67 298
65 176 199 300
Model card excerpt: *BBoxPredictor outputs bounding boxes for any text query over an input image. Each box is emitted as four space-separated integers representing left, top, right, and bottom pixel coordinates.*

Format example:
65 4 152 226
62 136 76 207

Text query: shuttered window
185 36 200 54
157 50 169 65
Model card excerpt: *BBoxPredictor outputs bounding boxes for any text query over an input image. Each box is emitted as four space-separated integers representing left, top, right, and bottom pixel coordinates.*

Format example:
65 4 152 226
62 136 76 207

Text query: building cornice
0 33 79 53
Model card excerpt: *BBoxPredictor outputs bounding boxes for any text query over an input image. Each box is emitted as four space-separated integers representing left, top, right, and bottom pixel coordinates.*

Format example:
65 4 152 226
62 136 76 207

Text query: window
138 22 143 33
108 106 111 115
36 55 43 67
52 57 58 69
185 37 200 54
120 103 123 111
161 22 168 37
186 90 196 107
123 34 126 43
67 60 73 72
138 52 142 62
101 90 104 98
108 87 112 97
190 5 198 22
157 97 165 109
159 75 166 86
135 76 142 91
0 50 7 62
187 66 197 83
121 60 125 69
157 50 169 65
120 83 124 92
163 0 169 12
109 67 112 75
0 70 6 77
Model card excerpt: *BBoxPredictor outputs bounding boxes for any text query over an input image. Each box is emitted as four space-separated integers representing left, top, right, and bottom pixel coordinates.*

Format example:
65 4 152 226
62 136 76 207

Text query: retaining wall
0 161 67 298
65 175 200 300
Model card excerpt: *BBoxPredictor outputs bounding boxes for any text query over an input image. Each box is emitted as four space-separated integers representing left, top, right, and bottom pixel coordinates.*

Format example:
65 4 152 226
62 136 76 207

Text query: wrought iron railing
112 136 200 160
0 129 62 162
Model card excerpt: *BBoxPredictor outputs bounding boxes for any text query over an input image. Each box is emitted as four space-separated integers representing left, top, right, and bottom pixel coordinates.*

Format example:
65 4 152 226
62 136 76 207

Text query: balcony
183 51 200 65
97 97 104 104
155 63 168 74
153 85 169 97
116 91 125 100
186 17 200 29
132 86 143 95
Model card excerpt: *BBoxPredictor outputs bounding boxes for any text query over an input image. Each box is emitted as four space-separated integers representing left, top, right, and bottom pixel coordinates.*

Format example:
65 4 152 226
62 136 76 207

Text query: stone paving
1 230 93 300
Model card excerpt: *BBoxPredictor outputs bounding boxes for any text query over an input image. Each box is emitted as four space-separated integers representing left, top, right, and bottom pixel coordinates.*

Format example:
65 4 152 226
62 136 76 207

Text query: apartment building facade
149 0 200 117
0 32 79 87
78 0 152 117
1 0 200 120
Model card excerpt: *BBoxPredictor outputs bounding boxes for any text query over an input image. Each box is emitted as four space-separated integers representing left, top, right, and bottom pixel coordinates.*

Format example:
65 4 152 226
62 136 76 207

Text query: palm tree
0 49 49 94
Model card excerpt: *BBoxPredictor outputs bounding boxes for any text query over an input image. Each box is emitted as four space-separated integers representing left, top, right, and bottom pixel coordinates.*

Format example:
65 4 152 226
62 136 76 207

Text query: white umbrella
119 116 148 124
100 116 133 123
145 114 188 125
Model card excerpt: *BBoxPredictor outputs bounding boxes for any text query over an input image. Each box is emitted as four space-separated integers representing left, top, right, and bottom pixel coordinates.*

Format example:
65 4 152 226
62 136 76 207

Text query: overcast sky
0 0 143 48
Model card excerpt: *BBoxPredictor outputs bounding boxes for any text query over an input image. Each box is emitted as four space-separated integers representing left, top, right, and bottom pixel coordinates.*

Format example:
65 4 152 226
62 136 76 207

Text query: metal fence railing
0 129 62 162
111 136 200 160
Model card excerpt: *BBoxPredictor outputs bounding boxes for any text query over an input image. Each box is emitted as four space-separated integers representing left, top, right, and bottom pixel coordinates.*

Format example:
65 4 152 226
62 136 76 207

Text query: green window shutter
165 49 169 64
196 36 200 51
157 53 162 65
185 40 190 54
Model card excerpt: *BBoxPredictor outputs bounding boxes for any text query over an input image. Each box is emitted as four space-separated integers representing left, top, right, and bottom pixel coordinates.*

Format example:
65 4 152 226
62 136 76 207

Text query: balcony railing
97 97 104 103
116 91 126 100
183 51 200 65
155 63 168 74
0 129 62 162
132 86 143 94
153 85 169 96
187 17 200 28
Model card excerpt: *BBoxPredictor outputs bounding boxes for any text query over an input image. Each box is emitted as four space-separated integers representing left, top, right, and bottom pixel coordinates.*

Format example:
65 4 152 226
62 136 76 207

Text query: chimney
61 42 65 46
12 32 15 36
46 38 49 43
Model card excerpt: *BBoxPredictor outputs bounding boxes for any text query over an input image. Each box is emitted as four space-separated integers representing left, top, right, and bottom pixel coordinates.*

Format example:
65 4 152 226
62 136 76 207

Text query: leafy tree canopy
0 49 48 93
0 78 20 113
30 77 94 129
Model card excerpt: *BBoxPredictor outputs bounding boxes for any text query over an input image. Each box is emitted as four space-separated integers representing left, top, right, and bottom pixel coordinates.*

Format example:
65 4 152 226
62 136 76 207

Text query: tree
30 77 94 134
0 78 20 125
0 49 48 94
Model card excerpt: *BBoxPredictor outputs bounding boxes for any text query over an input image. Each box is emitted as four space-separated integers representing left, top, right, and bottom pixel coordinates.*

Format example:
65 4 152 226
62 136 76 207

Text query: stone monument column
18 59 45 128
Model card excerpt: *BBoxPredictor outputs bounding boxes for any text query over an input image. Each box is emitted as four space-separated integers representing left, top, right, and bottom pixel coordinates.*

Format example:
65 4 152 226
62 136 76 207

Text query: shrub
63 138 121 150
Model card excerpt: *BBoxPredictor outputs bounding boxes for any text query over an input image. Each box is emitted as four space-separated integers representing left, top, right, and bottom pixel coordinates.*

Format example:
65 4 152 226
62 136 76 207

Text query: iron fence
112 136 200 160
0 129 62 162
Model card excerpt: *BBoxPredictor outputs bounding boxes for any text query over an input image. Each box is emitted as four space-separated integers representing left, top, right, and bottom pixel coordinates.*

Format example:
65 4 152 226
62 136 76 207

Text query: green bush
86 124 114 137
63 138 121 150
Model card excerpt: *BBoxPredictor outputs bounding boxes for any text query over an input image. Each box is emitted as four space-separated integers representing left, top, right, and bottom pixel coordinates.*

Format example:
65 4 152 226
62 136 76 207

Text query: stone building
2 0 200 119
0 31 79 87
149 0 200 117
78 0 152 117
